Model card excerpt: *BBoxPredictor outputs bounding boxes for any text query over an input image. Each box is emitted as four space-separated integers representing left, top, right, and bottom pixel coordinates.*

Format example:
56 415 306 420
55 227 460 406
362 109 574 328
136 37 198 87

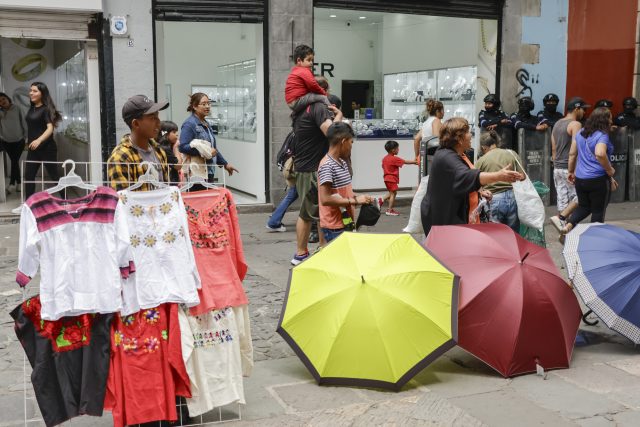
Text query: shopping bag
403 175 429 233
509 152 545 230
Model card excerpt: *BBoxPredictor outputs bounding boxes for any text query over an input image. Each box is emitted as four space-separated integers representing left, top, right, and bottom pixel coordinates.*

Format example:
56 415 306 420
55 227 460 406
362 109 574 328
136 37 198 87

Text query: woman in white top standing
414 99 445 161
0 92 27 194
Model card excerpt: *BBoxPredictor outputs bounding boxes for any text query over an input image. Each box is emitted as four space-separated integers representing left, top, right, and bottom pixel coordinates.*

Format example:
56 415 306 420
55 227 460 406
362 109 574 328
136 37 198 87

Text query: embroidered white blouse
117 187 201 315
16 187 134 320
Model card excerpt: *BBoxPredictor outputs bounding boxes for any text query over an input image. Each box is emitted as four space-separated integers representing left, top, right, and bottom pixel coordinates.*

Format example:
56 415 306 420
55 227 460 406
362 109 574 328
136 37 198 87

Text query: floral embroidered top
104 303 191 427
117 187 201 315
16 187 135 320
178 305 245 416
183 188 248 315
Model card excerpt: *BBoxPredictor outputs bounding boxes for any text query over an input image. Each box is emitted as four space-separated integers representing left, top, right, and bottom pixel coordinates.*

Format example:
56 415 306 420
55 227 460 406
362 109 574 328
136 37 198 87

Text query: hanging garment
178 305 245 417
16 187 134 320
11 296 112 427
104 303 191 427
183 189 248 315
117 187 201 315
232 305 254 377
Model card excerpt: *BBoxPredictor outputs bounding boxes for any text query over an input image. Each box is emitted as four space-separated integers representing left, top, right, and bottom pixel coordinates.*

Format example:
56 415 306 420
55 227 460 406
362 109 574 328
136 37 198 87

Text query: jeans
321 227 344 243
568 175 611 226
0 139 25 185
268 186 298 228
489 189 520 232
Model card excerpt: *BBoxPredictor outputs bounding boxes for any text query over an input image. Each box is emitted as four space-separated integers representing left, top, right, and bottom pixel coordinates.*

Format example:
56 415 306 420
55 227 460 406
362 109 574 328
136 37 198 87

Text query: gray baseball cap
566 97 591 111
122 95 169 124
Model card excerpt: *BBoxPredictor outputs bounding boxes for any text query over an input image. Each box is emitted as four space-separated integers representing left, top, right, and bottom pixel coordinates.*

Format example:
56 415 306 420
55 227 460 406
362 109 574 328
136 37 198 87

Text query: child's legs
289 93 328 114
388 191 398 209
384 181 399 209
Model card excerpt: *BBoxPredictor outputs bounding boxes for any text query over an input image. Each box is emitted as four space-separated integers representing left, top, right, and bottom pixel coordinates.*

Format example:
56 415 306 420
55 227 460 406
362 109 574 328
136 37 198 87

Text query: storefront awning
0 10 93 40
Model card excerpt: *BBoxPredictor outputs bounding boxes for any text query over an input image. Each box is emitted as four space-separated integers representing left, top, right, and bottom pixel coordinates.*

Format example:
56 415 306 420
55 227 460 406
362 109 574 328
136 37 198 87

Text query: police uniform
537 93 563 128
511 97 542 131
478 94 511 130
614 97 640 129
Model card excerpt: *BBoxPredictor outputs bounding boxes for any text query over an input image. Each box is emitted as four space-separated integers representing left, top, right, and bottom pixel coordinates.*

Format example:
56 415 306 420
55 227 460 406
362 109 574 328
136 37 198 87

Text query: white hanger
126 161 168 191
47 159 97 194
180 173 219 193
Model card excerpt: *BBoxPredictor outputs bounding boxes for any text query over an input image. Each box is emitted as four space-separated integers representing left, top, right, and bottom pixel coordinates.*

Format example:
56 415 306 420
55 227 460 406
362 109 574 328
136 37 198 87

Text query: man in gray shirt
550 97 588 232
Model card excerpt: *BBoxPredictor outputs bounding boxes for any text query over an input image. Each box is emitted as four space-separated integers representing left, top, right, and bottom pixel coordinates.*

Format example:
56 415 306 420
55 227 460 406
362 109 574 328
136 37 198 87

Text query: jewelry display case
56 50 88 143
352 119 420 139
383 65 477 125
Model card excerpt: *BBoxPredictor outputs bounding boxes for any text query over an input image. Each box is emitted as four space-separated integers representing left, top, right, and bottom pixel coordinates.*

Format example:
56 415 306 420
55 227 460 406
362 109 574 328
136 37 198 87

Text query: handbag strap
507 150 529 180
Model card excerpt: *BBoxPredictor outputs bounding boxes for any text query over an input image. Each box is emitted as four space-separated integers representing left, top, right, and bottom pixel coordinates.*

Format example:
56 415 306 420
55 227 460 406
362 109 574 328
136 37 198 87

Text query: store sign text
313 63 335 77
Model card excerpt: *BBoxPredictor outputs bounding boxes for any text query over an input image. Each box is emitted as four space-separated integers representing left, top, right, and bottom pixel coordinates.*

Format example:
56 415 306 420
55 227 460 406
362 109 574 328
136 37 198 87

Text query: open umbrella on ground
563 223 640 344
425 223 582 377
277 233 459 391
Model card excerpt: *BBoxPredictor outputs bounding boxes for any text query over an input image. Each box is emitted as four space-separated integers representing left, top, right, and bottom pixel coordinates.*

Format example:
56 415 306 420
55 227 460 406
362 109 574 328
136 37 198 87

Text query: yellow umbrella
277 233 459 391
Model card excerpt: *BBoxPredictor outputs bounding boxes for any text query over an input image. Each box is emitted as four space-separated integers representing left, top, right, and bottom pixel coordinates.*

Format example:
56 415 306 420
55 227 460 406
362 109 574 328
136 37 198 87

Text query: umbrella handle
582 309 599 326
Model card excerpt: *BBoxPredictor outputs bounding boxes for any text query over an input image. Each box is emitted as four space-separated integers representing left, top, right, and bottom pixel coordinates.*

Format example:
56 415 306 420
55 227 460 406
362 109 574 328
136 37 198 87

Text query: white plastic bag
509 152 545 230
403 175 429 233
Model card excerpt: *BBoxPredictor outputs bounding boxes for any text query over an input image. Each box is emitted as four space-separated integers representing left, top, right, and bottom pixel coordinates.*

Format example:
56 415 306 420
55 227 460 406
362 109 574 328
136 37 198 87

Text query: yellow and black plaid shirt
107 135 169 191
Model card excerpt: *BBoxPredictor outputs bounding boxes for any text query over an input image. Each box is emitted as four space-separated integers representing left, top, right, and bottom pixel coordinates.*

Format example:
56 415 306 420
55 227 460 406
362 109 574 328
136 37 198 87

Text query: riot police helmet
623 97 638 110
595 99 613 109
517 96 535 112
483 94 501 109
543 93 559 106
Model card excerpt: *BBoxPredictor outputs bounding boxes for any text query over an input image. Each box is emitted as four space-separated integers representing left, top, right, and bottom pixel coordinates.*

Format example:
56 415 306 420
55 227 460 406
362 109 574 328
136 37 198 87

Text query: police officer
479 94 511 131
511 96 547 131
594 99 613 110
614 97 640 129
537 93 563 128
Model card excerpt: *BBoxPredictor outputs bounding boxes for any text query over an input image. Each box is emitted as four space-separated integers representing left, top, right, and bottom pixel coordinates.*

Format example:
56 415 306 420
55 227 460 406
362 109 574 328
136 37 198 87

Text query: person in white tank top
414 99 445 160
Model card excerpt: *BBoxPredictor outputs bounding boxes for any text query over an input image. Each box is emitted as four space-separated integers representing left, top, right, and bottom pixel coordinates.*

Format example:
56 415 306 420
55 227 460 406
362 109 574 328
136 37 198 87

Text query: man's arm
319 106 344 135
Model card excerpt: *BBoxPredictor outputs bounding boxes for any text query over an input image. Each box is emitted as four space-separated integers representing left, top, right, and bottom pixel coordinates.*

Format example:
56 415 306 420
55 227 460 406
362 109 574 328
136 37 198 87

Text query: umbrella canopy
425 223 582 377
563 223 640 344
277 233 459 391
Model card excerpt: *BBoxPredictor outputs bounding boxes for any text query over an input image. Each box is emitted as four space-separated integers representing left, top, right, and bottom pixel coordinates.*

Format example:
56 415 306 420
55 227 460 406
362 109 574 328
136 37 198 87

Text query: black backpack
276 130 297 171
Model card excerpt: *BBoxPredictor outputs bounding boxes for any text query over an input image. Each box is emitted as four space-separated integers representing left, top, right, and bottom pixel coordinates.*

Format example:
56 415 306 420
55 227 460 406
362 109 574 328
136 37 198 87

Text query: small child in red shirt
382 140 418 216
285 45 331 114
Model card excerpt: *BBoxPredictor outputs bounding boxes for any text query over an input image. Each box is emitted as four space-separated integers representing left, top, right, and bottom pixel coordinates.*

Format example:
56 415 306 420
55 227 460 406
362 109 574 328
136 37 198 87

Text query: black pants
0 139 25 185
568 175 611 226
24 142 60 199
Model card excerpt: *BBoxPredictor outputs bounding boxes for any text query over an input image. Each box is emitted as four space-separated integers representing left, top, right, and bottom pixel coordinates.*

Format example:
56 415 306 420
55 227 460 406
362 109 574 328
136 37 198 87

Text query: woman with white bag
475 130 526 232
179 93 239 185
420 117 524 237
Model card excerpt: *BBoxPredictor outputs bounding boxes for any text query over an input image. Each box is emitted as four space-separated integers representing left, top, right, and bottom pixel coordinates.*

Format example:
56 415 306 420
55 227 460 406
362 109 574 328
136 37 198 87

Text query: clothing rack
16 160 243 426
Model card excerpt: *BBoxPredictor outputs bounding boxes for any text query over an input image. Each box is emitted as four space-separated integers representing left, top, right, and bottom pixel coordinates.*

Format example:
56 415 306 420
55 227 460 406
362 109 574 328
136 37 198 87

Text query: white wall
157 21 265 201
158 22 259 126
313 19 378 99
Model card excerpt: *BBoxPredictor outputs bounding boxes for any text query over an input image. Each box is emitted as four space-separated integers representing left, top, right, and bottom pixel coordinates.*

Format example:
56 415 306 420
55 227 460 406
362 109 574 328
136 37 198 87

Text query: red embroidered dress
104 303 191 426
183 189 248 315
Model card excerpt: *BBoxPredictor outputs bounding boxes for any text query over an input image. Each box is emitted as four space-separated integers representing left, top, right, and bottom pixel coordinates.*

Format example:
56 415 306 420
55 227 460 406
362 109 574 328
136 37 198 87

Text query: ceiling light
359 16 366 19
329 14 337 18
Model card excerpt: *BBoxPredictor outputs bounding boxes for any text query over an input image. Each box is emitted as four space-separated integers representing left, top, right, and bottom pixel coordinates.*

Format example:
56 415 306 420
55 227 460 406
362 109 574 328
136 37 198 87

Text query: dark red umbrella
425 223 581 377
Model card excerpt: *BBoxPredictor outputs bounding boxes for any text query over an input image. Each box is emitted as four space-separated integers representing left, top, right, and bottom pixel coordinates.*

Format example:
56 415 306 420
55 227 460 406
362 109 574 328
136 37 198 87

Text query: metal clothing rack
18 160 243 426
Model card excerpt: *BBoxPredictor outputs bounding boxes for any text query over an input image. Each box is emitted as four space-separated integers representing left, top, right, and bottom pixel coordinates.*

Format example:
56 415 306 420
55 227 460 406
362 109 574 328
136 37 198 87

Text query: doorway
342 80 374 119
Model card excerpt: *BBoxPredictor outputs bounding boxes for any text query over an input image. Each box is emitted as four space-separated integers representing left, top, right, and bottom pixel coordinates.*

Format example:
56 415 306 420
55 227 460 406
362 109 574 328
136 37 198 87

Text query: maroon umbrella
425 223 581 377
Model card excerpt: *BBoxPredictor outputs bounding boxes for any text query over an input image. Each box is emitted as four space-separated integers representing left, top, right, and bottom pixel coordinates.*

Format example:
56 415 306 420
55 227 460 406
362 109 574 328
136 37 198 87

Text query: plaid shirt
107 135 169 191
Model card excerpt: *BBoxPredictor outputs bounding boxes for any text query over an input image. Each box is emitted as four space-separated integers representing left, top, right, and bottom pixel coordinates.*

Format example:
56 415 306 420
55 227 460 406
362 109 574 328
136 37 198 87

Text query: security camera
346 21 351 27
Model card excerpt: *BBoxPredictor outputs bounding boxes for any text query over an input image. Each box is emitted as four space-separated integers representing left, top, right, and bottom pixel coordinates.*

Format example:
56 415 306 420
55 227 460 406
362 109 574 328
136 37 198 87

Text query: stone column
268 0 313 203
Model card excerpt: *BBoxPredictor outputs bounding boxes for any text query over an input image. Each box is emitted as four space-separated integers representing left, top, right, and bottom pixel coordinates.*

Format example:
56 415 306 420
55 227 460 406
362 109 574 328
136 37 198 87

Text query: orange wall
566 0 636 115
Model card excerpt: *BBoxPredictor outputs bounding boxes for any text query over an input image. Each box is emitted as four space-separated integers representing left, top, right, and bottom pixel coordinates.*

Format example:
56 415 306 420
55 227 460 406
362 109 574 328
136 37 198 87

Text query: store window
313 8 498 190
155 22 265 204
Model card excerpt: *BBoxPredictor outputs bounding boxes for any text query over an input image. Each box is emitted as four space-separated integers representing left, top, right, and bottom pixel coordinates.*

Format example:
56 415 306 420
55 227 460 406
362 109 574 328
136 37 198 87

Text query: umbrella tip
361 275 365 284
520 252 530 264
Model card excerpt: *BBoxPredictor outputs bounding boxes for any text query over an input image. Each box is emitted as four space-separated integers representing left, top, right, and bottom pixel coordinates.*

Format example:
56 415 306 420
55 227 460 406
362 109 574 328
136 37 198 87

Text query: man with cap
594 99 613 110
537 93 564 128
108 95 170 191
478 94 512 131
549 96 589 233
510 97 548 131
614 97 640 129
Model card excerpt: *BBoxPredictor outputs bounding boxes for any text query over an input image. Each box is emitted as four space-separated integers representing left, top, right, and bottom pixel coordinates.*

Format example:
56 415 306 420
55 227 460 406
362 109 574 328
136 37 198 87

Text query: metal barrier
628 129 640 201
610 127 628 203
517 129 551 206
418 136 438 179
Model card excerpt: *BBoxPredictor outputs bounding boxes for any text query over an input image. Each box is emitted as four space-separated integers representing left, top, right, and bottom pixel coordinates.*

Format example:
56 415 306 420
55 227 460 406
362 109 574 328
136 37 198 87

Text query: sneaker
11 205 22 215
291 251 310 266
308 231 319 243
550 216 565 233
374 197 384 211
385 209 400 216
265 223 286 232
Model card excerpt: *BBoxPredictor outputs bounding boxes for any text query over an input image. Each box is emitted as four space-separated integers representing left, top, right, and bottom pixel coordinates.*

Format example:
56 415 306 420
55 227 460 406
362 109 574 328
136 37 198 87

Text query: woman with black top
22 82 62 202
157 120 182 184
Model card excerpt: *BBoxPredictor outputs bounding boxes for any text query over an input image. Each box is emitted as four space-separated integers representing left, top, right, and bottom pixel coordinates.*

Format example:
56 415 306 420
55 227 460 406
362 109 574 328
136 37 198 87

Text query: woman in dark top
420 117 523 237
23 82 62 200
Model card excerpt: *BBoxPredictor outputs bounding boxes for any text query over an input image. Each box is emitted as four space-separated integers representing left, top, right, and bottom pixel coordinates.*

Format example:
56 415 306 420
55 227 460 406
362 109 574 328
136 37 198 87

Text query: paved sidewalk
0 201 638 425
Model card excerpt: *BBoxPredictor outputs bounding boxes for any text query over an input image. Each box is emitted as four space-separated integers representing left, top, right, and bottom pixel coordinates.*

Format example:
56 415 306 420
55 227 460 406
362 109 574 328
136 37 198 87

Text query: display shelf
352 119 419 139
384 66 477 125
56 50 88 143
192 58 257 143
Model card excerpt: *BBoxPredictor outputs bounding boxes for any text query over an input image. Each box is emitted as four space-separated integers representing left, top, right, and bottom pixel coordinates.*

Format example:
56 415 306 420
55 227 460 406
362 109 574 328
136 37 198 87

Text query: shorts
553 168 577 213
385 181 399 192
322 227 345 243
296 171 319 221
